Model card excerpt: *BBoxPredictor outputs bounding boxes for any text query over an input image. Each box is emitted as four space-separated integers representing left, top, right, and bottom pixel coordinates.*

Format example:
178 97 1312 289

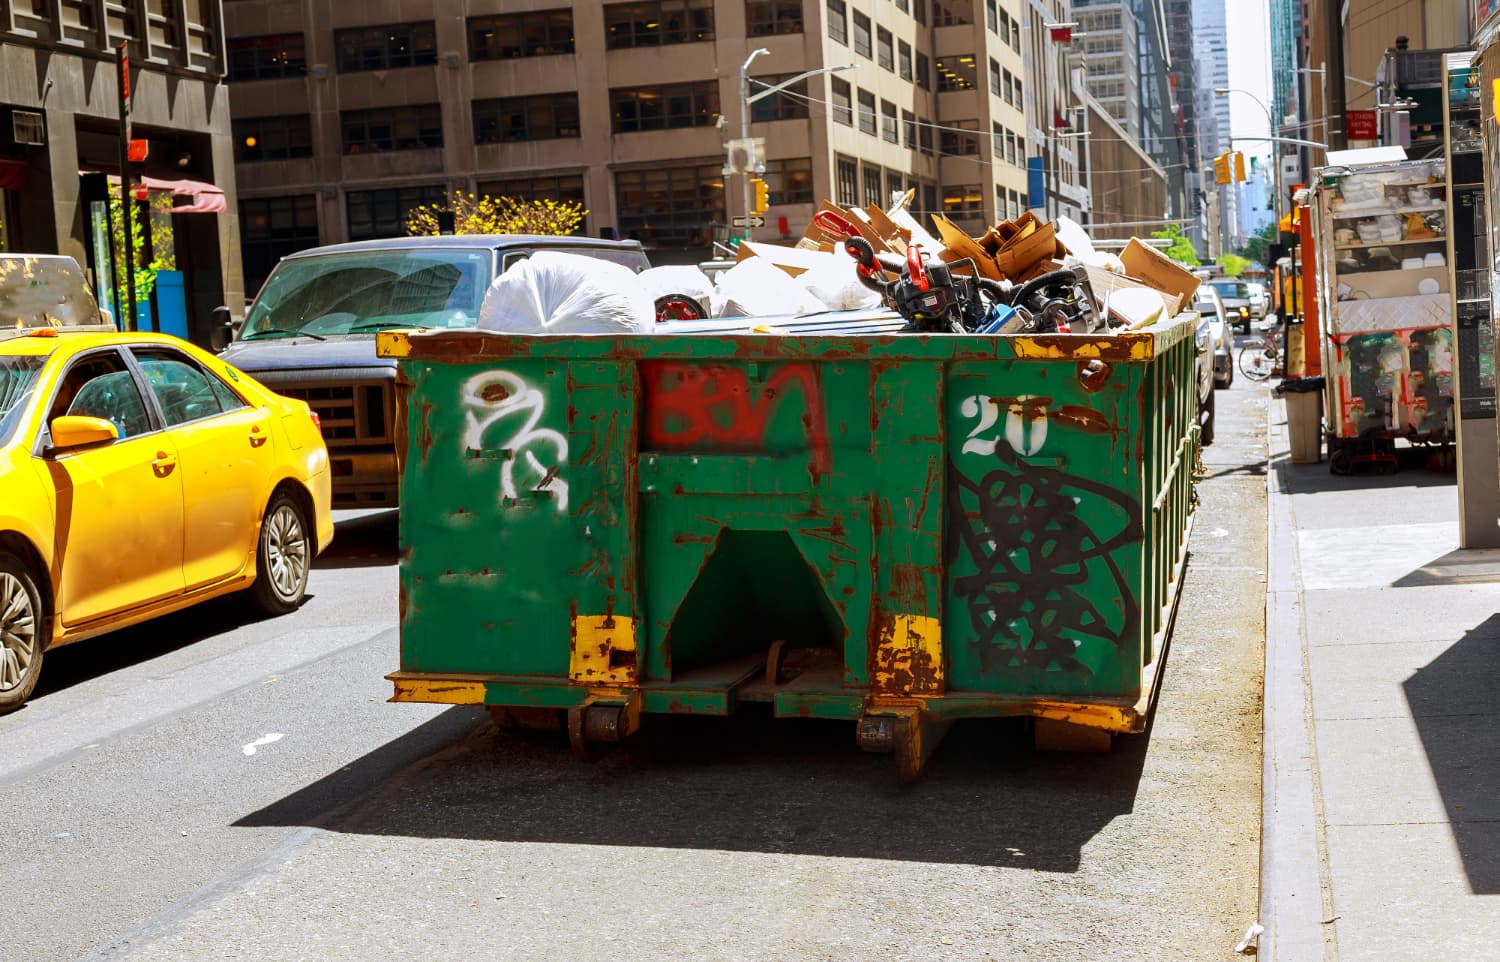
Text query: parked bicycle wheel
1239 338 1275 381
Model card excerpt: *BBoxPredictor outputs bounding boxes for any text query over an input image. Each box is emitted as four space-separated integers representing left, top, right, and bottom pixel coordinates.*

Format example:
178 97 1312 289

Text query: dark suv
220 235 650 508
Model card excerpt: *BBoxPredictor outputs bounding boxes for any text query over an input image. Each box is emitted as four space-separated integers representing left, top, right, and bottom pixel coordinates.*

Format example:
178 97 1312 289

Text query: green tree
108 192 176 309
1150 223 1201 267
1217 253 1251 277
1240 222 1278 270
405 191 587 237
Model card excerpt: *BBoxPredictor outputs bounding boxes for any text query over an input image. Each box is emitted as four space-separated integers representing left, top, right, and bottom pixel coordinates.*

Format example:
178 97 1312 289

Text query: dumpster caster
1033 718 1113 753
857 711 953 781
567 701 640 762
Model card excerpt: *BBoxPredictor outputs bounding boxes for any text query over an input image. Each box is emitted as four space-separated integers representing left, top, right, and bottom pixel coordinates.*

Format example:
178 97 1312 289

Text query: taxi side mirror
50 415 120 451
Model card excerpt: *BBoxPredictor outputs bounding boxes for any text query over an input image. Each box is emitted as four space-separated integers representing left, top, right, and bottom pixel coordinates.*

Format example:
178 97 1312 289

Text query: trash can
1276 376 1325 464
377 312 1200 776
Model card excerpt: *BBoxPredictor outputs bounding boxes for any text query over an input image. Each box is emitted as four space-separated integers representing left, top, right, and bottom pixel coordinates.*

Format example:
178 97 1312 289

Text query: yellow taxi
0 326 334 714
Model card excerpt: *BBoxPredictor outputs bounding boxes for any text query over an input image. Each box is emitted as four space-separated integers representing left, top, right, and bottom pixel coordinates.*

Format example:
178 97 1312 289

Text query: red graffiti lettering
643 362 831 476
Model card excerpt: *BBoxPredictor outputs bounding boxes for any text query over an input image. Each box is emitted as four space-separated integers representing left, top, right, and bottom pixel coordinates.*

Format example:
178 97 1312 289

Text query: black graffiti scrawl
947 441 1143 677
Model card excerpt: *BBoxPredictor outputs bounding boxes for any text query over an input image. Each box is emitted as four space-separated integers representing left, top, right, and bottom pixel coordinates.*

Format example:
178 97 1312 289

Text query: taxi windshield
0 354 46 445
0 256 101 329
241 249 490 339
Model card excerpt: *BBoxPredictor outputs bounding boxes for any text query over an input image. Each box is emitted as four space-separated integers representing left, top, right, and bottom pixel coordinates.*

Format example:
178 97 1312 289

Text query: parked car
1194 285 1233 389
1194 314 1217 446
1207 277 1256 332
0 325 333 715
1246 281 1269 320
220 235 652 509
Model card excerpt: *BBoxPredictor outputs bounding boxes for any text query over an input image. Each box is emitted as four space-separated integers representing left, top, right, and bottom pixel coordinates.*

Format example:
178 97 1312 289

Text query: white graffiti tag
961 395 1049 457
462 370 570 512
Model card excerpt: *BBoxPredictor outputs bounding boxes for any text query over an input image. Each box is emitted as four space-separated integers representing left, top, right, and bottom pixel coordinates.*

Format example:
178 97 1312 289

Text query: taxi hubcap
266 505 309 601
0 573 37 694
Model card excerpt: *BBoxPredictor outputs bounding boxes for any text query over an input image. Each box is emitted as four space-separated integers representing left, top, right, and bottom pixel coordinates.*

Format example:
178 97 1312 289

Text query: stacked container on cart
1311 158 1456 474
377 312 1199 779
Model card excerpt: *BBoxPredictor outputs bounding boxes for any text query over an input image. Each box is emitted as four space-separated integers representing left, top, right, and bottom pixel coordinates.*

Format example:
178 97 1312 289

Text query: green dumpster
379 314 1198 776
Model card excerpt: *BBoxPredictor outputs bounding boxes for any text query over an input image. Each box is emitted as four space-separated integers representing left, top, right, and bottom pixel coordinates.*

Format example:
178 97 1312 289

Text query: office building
225 0 1073 290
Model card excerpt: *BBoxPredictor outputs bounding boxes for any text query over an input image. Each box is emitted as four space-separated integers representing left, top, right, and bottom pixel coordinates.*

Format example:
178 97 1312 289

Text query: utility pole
738 48 768 243
1323 0 1347 150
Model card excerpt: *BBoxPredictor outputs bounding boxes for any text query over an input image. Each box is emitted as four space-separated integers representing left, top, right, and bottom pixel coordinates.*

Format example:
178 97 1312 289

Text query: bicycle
1238 324 1280 381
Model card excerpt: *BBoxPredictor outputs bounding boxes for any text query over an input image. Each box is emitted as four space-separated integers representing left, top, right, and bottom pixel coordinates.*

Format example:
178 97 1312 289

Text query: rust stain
480 382 511 403
672 532 716 545
1054 404 1116 436
417 400 435 463
889 563 930 610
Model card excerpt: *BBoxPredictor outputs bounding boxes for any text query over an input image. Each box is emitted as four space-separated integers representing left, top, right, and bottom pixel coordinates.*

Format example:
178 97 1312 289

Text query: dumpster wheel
567 698 642 762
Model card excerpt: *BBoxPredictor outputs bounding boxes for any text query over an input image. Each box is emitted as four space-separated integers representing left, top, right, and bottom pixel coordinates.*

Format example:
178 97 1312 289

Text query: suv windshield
241 249 491 339
0 354 46 445
1210 280 1249 300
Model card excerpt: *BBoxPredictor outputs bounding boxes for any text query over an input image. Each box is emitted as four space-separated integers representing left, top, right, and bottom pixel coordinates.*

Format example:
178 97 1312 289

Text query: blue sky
1225 0 1274 161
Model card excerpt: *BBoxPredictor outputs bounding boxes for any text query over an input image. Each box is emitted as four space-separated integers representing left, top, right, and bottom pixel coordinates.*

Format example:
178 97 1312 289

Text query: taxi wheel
250 493 311 616
0 552 44 715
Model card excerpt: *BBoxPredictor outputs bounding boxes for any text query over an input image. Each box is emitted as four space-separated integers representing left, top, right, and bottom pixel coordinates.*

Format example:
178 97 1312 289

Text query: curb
1258 395 1334 961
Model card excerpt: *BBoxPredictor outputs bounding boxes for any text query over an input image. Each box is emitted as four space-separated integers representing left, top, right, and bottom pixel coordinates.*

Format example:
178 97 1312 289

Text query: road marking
242 733 284 756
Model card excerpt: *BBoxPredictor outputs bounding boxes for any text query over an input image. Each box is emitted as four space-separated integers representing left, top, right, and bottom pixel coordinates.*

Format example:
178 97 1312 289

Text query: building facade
224 0 1078 290
1073 0 1140 138
0 0 241 341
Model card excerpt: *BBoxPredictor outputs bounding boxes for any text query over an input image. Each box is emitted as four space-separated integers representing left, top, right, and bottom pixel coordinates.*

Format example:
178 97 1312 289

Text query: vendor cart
1311 157 1456 474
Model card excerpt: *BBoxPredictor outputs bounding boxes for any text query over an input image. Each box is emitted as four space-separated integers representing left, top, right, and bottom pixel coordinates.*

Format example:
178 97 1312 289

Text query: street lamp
736 52 856 240
1214 87 1279 233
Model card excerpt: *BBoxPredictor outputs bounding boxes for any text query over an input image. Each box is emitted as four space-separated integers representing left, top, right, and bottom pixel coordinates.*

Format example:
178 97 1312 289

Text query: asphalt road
2 378 1270 962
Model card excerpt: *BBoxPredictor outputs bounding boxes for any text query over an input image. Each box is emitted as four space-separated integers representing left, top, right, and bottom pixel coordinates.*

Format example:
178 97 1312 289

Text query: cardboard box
1338 267 1448 300
1082 265 1181 326
1120 238 1201 305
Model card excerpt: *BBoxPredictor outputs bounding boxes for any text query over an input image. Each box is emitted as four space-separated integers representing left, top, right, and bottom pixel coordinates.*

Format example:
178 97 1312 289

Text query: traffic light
1233 151 1246 183
1213 152 1231 185
750 178 769 215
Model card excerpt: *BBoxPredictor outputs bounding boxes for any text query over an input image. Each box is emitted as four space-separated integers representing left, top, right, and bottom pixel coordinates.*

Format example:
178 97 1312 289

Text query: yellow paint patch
872 614 943 695
376 330 414 358
570 615 638 685
1031 700 1136 732
390 676 486 705
1010 336 1156 361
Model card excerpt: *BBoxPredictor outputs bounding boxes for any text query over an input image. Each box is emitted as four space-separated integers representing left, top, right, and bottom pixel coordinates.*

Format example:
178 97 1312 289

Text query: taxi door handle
152 451 177 477
249 425 268 448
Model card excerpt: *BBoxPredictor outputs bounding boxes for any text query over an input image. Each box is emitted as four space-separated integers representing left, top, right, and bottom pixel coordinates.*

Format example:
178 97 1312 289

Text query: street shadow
237 705 1152 873
1200 459 1269 480
314 509 398 570
32 594 253 699
1271 450 1456 496
1402 614 1500 894
1393 548 1500 587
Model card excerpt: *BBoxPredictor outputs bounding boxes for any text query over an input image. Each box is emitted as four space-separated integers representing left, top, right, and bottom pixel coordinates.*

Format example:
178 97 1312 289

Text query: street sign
1346 109 1378 140
731 215 766 228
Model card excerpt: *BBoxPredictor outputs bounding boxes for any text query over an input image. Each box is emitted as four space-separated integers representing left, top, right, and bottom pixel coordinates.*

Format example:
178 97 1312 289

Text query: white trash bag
796 255 883 311
709 257 823 317
478 251 654 334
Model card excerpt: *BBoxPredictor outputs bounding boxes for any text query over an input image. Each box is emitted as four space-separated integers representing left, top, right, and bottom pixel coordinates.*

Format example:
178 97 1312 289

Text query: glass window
750 74 811 121
863 164 882 208
989 58 1001 96
0 356 45 446
745 0 802 35
985 0 996 31
852 10 871 58
234 115 313 162
902 110 917 148
940 120 979 156
613 163 725 246
345 184 447 241
915 51 929 90
227 33 305 82
943 183 984 214
877 27 893 70
241 196 320 295
933 0 972 26
473 95 581 143
764 157 814 205
898 40 912 80
341 105 443 154
857 88 876 135
478 174 586 209
242 248 492 336
603 1 712 47
880 100 898 143
830 78 853 126
133 350 237 426
335 21 437 72
611 82 720 133
827 0 847 44
835 154 858 206
937 55 977 91
470 10 575 59
50 353 150 441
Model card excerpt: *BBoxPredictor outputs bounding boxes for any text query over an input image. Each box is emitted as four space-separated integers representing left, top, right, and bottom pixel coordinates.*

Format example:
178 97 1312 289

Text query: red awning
0 158 29 192
102 173 226 213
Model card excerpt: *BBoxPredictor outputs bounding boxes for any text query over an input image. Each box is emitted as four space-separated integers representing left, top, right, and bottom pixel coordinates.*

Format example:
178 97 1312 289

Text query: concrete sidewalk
1261 397 1500 961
